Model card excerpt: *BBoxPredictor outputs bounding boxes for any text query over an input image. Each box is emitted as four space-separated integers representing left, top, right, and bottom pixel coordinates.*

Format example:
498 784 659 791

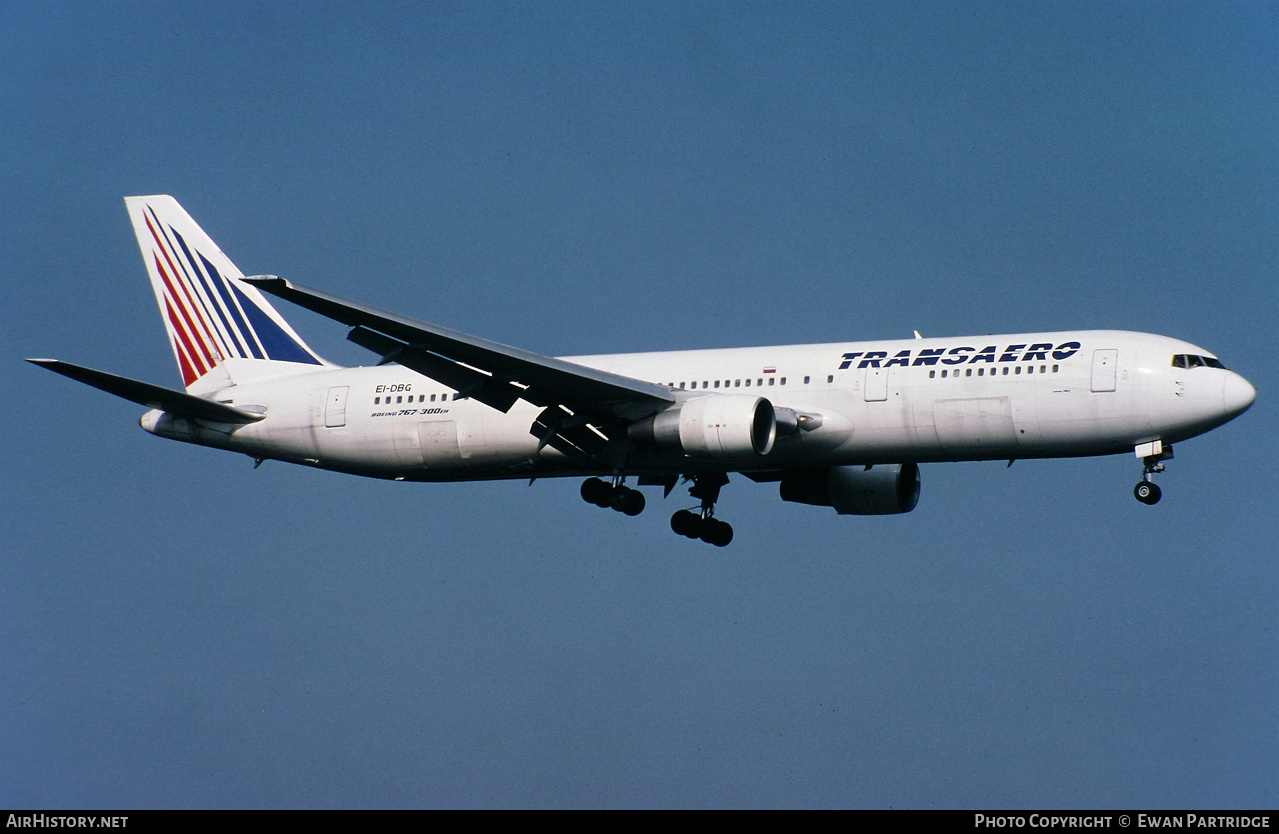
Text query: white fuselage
141 330 1255 482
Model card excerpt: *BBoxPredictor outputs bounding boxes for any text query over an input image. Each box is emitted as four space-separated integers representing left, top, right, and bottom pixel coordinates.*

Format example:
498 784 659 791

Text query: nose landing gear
1134 441 1173 505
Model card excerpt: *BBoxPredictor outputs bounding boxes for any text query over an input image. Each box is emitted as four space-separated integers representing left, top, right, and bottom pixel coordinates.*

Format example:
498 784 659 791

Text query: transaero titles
973 815 1271 829
839 341 1082 370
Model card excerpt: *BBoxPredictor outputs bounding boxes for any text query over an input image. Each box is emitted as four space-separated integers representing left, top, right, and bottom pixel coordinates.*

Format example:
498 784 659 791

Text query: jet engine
629 395 777 457
779 463 920 514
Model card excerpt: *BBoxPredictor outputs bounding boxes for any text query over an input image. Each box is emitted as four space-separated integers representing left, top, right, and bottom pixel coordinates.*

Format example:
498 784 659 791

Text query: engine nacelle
632 395 777 457
779 463 920 514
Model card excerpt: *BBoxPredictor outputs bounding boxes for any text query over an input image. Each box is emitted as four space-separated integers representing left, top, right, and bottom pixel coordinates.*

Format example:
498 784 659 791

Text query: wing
244 276 676 462
28 359 265 424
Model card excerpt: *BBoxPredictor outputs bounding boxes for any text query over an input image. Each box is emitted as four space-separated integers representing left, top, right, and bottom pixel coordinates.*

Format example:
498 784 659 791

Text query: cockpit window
1172 354 1227 370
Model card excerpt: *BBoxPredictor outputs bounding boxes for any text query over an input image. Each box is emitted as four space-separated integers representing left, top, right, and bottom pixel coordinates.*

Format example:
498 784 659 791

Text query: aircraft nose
1222 372 1256 417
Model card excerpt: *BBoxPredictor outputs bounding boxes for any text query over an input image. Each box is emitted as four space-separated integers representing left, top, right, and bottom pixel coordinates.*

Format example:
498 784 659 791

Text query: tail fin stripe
153 252 219 372
152 250 221 370
196 250 266 360
152 214 235 359
228 281 320 364
174 226 323 367
143 211 228 364
168 223 264 361
160 219 254 360
163 294 204 386
149 207 254 363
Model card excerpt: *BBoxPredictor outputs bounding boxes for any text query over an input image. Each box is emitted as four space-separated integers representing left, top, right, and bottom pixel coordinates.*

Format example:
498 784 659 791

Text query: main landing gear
1134 442 1173 505
581 476 646 516
670 473 733 547
670 509 733 547
579 472 736 546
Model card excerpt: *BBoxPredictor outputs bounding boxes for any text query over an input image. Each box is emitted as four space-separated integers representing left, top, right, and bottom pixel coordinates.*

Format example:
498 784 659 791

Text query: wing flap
347 326 524 413
245 276 675 421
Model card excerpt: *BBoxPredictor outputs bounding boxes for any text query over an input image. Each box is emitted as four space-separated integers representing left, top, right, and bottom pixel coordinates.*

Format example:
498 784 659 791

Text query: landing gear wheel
700 519 734 547
1134 481 1162 505
581 477 612 507
618 487 646 516
608 485 632 512
671 509 701 538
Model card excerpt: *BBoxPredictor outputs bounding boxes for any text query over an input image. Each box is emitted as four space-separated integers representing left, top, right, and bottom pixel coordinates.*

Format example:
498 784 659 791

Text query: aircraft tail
125 195 327 389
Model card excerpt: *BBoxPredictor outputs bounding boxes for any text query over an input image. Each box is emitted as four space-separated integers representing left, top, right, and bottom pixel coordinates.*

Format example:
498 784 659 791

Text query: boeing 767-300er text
30 196 1256 546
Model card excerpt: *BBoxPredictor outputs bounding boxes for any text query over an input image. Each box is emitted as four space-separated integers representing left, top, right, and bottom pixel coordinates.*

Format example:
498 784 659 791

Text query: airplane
29 196 1256 546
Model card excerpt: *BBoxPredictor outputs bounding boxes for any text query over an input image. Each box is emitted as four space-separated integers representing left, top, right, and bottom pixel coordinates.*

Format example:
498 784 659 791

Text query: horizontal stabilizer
27 359 265 424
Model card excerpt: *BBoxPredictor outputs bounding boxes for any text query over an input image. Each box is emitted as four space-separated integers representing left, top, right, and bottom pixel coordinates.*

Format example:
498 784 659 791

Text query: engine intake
631 395 777 457
779 463 920 514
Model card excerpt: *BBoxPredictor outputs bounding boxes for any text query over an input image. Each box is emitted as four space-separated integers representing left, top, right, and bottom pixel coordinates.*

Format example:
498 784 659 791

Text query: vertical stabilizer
124 195 326 389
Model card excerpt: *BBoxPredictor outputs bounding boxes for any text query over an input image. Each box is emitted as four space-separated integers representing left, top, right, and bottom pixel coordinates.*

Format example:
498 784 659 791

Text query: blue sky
3 1 1276 808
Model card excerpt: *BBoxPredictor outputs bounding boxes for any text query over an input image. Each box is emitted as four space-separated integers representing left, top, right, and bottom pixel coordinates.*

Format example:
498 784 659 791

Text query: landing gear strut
1134 442 1173 505
670 473 734 547
581 476 645 516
